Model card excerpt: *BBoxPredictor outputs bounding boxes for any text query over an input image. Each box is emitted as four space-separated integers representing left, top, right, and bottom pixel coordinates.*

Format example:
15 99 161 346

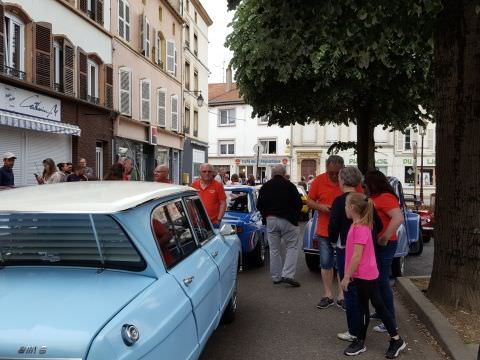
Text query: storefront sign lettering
0 83 61 121
348 158 388 165
237 158 286 166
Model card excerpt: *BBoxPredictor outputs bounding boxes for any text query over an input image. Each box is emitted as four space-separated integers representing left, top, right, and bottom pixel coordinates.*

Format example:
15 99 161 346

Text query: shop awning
0 110 81 136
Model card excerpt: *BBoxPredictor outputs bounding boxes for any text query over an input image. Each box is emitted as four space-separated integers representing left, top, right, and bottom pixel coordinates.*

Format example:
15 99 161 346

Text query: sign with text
0 83 61 121
236 158 287 166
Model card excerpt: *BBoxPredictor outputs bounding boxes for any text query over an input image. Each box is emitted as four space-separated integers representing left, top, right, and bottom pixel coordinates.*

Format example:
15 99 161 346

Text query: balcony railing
1 65 26 80
87 95 100 105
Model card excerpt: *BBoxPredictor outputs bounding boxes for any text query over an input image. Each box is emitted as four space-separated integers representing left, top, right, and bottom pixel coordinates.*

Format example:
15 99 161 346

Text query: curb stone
397 276 478 360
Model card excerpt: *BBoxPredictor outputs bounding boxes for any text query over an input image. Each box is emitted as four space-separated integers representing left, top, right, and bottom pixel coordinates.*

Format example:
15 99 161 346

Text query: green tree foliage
226 0 441 173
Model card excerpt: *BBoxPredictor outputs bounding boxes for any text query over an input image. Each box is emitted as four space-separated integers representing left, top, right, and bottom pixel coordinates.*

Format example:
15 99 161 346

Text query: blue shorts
316 236 334 270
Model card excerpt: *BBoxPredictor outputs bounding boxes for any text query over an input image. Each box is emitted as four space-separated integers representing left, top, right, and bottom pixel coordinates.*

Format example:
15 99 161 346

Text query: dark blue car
222 185 266 268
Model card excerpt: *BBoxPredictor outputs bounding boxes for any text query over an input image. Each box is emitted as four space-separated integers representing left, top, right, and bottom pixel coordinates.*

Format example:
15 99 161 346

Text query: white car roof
0 181 195 213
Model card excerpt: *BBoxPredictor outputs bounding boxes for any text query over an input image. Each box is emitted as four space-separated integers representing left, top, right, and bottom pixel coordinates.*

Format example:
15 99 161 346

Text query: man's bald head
154 164 170 183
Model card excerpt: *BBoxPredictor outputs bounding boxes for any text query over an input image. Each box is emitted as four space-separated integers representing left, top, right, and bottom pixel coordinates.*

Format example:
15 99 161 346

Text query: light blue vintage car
302 177 420 277
0 182 241 360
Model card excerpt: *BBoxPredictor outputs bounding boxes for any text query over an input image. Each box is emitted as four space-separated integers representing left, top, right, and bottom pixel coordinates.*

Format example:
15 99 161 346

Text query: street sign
253 144 264 154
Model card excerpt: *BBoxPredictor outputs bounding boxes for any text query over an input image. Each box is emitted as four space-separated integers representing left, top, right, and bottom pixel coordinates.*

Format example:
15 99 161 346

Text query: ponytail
347 192 374 229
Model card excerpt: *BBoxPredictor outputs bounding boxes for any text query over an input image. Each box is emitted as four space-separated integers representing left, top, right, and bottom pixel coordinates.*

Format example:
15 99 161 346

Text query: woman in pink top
340 192 406 359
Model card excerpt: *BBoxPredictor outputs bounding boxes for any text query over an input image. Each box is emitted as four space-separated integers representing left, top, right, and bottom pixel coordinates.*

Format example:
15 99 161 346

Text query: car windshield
225 190 251 213
0 213 145 271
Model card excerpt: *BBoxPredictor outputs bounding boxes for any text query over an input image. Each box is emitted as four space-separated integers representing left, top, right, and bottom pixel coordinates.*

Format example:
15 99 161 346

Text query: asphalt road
405 238 434 277
201 227 444 360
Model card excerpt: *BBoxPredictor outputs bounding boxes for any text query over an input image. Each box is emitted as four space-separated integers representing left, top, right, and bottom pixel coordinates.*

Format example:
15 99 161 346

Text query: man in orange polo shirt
307 155 346 309
191 163 227 228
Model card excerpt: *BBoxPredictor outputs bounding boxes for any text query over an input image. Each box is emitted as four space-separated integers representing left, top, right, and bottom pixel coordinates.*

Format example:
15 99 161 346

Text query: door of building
301 159 317 178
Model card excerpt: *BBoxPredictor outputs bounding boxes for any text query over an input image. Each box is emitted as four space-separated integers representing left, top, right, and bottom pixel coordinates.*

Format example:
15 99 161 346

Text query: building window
156 32 164 67
158 6 162 21
404 128 412 150
193 70 198 91
325 124 339 144
184 106 190 134
419 167 435 187
157 88 166 127
119 67 132 115
4 13 25 78
258 115 269 124
171 95 179 131
194 11 197 23
84 0 104 25
185 24 190 48
53 41 63 92
219 141 235 155
259 139 277 154
172 22 175 35
87 60 99 104
118 0 130 42
166 40 176 75
193 33 198 56
219 109 235 126
140 79 151 122
142 16 150 58
185 62 190 90
193 110 198 137
374 125 388 144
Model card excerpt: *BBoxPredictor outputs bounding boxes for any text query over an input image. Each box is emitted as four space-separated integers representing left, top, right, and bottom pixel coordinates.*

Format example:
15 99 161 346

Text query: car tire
391 256 406 277
409 225 424 256
249 234 265 267
305 253 320 272
221 259 239 324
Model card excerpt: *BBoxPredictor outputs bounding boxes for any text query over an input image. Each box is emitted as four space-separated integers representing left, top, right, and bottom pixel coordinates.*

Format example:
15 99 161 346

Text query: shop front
0 83 81 186
233 157 290 182
182 138 208 185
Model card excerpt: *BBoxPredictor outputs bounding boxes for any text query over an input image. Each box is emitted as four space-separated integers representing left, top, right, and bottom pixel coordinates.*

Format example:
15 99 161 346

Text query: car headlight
121 324 140 346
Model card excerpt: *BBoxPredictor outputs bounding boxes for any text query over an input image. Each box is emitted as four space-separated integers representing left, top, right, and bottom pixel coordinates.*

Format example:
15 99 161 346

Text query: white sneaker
337 331 357 342
373 323 388 333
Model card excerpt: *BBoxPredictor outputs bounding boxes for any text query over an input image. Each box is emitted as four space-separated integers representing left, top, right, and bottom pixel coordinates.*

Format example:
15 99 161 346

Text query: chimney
226 65 232 92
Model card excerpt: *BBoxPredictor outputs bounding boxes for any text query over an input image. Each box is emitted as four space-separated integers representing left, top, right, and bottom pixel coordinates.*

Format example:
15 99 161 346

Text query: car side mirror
219 224 236 236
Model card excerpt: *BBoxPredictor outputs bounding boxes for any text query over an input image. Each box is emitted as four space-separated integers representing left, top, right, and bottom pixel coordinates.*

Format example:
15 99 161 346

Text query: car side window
184 197 214 244
151 200 198 268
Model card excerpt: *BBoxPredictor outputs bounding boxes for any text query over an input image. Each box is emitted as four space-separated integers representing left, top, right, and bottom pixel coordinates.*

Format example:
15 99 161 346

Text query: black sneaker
273 279 282 284
316 297 334 309
282 277 300 287
385 338 406 359
336 298 347 311
344 339 366 356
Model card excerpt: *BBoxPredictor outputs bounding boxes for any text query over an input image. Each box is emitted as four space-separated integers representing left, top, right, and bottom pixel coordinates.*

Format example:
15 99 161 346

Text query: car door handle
211 250 219 258
183 276 195 286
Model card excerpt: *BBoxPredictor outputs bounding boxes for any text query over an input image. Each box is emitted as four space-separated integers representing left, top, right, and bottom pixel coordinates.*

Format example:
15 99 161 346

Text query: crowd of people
1 150 406 358
256 155 406 359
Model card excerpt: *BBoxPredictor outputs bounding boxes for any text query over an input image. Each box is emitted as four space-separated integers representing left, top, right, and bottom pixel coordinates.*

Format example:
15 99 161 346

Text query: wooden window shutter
33 22 53 88
105 64 113 108
395 131 404 152
63 39 75 96
157 89 166 127
77 47 88 100
0 3 5 71
119 68 131 115
95 0 104 25
79 0 88 13
140 80 150 121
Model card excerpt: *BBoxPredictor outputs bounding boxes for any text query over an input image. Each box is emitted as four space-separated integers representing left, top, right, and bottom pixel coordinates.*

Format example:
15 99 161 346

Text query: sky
201 0 234 84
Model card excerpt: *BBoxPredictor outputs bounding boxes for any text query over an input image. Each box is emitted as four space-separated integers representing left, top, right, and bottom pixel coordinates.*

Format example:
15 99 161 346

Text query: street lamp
183 90 204 107
419 121 427 203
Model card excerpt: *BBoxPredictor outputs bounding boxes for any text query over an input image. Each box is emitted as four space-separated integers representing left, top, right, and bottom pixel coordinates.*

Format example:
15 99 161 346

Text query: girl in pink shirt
340 192 406 359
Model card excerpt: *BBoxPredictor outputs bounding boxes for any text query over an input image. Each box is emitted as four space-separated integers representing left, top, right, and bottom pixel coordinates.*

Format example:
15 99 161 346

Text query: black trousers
352 278 398 341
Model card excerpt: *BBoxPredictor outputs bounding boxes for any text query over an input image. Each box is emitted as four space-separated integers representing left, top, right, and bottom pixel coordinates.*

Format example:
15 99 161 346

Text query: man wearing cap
0 152 16 187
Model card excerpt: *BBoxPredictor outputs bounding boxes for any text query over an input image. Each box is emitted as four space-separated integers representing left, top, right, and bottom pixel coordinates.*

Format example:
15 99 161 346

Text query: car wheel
409 225 424 256
391 256 406 277
221 259 239 324
305 253 320 272
249 234 265 267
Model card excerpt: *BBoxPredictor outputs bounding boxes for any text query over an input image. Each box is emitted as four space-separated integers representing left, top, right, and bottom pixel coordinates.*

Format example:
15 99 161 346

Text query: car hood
0 267 155 359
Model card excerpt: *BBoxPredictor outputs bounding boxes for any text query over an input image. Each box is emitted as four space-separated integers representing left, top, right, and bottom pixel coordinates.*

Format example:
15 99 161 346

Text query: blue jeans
337 247 360 337
316 236 334 269
375 240 398 328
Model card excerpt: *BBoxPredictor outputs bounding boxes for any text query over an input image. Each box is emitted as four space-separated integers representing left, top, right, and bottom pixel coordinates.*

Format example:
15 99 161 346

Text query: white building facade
208 80 291 182
291 122 436 203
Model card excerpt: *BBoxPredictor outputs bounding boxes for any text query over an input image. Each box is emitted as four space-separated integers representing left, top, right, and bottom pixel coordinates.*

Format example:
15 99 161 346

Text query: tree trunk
428 0 480 312
356 105 375 174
